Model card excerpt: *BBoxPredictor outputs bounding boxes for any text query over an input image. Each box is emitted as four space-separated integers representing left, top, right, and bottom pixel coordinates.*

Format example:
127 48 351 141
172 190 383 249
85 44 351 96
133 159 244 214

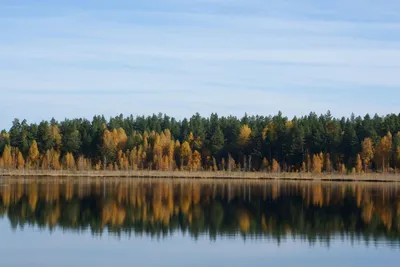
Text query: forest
1 111 400 174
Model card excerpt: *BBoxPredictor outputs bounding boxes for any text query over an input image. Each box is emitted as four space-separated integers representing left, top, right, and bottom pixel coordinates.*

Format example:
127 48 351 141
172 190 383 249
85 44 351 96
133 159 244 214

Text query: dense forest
1 111 400 173
1 181 399 243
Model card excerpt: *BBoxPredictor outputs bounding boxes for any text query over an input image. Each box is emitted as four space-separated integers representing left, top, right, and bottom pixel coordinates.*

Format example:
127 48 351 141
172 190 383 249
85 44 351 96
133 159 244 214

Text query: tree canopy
1 111 400 173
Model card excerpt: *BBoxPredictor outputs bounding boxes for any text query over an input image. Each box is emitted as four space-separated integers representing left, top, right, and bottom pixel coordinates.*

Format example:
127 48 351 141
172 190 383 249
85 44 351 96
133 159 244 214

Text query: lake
0 178 399 267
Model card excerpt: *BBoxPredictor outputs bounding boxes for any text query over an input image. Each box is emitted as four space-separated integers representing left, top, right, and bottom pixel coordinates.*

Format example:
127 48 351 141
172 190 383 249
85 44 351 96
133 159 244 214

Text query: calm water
0 178 399 267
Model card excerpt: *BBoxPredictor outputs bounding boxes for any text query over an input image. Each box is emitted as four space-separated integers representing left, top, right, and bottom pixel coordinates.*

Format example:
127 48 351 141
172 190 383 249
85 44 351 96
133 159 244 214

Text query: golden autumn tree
238 125 252 147
375 132 392 172
312 154 322 174
271 158 280 173
16 151 25 169
51 149 61 170
129 147 138 170
50 124 63 151
190 150 202 171
102 128 128 169
262 122 276 141
180 141 192 170
117 128 128 150
1 145 12 169
361 137 374 172
28 140 40 168
63 152 76 170
340 163 347 174
188 132 195 148
77 155 90 170
153 134 163 170
167 140 175 170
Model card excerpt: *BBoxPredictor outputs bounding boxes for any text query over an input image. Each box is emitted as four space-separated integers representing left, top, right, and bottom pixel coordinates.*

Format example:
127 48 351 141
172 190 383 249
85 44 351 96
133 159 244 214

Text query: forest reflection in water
0 178 399 246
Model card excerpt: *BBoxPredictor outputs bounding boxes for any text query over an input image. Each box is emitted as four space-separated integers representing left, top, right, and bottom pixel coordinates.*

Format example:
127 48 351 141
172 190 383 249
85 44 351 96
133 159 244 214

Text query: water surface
0 178 399 266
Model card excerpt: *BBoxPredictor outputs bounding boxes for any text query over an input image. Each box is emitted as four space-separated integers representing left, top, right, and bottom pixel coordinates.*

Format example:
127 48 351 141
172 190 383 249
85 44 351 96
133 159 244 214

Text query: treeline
1 181 399 242
1 112 400 173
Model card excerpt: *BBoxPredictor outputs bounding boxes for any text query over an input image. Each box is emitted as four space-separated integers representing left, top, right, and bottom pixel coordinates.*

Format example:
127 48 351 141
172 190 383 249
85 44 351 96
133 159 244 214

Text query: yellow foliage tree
167 141 175 170
1 145 12 169
190 150 202 171
17 151 25 169
102 128 128 168
312 154 323 173
50 149 61 170
153 134 163 170
180 141 192 169
117 128 128 150
129 147 138 170
271 159 280 173
63 152 76 170
361 138 374 172
50 124 62 151
28 140 40 168
340 164 347 174
238 125 252 147
375 132 392 172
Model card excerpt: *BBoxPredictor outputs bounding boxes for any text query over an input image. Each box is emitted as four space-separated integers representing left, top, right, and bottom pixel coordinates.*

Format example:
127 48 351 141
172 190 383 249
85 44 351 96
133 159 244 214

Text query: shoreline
1 169 400 183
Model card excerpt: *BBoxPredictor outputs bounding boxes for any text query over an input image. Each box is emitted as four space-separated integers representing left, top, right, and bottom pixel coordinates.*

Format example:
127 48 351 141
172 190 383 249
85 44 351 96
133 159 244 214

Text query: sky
1 0 400 129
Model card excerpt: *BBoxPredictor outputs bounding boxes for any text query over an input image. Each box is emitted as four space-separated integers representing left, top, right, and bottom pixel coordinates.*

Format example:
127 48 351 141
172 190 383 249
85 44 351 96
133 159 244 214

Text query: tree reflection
0 179 399 244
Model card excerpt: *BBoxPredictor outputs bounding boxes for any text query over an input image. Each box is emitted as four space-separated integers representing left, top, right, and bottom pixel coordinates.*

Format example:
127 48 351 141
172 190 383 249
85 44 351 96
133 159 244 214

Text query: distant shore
1 169 400 182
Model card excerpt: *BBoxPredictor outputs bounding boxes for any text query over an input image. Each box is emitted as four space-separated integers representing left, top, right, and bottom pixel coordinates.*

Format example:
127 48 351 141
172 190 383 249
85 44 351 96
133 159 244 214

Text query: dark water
0 178 399 267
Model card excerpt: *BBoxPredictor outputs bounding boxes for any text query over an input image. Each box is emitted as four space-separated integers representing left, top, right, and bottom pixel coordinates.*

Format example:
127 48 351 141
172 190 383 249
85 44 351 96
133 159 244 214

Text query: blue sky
1 0 400 129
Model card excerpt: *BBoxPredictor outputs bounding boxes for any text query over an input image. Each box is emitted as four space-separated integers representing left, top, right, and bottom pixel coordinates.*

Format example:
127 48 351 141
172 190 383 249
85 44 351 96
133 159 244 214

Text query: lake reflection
0 178 399 246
